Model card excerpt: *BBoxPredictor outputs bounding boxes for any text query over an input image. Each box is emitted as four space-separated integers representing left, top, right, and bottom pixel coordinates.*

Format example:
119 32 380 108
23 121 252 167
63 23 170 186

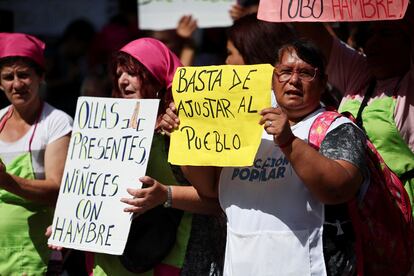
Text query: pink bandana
120 37 182 89
0 32 45 69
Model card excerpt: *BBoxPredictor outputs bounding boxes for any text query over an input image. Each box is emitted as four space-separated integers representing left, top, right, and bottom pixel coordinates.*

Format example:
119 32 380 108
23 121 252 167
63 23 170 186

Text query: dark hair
348 22 370 51
227 13 297 65
0 56 44 76
111 51 168 115
277 40 327 77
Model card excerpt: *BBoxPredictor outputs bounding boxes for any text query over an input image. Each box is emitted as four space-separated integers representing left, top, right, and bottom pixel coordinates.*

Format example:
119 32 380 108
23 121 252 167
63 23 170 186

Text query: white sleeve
44 104 73 144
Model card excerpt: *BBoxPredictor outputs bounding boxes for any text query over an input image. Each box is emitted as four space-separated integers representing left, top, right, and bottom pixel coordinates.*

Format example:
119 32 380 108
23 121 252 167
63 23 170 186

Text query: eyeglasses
274 66 318 82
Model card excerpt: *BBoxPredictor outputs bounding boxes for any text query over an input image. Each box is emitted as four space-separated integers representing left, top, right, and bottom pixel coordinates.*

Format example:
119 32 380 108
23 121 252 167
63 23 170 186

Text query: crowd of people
0 0 413 275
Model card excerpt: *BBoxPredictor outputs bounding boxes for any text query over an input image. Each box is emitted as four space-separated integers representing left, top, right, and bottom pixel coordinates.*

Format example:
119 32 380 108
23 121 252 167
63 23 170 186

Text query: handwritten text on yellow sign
169 64 273 167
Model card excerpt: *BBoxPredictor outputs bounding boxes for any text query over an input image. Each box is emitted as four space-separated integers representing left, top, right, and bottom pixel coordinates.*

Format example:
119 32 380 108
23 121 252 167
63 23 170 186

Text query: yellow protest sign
168 64 273 167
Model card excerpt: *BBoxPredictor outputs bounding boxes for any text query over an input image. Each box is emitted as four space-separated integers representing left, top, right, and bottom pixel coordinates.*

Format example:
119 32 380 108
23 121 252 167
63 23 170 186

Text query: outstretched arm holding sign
291 2 414 209
293 1 413 82
121 175 221 215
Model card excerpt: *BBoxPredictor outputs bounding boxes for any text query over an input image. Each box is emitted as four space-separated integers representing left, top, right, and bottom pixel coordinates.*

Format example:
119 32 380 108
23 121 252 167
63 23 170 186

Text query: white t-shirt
0 102 73 179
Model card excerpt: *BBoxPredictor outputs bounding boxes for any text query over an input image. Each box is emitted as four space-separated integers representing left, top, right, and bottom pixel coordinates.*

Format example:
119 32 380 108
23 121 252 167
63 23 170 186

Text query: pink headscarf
119 37 182 89
0 32 45 69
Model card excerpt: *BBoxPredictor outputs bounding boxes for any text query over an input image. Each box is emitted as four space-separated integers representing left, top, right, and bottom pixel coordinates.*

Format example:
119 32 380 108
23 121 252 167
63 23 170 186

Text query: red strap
308 111 342 149
0 106 13 133
84 252 94 276
0 103 43 152
154 263 181 276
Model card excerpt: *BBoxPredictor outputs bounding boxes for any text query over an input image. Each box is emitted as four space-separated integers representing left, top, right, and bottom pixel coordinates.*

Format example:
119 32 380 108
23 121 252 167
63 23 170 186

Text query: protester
89 37 223 276
81 14 198 99
161 39 368 275
293 2 414 209
158 17 296 274
226 13 296 66
0 32 72 275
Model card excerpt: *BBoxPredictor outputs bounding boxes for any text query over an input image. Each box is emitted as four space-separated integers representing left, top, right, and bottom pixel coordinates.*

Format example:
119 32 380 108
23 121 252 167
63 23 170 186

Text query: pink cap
0 32 46 68
120 37 182 89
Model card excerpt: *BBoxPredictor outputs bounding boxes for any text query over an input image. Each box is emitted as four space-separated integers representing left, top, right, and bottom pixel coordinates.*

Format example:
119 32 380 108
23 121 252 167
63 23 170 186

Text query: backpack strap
308 111 343 149
400 169 414 183
355 79 376 128
356 76 403 129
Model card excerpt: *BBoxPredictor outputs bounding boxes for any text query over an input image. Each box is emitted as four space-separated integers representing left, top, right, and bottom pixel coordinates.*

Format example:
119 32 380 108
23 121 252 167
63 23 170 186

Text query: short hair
111 51 169 115
277 40 327 77
227 13 297 65
0 56 44 76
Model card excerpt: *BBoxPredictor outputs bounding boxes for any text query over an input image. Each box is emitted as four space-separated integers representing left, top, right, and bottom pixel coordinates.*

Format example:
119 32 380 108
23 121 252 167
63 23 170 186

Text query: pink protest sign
258 0 408 22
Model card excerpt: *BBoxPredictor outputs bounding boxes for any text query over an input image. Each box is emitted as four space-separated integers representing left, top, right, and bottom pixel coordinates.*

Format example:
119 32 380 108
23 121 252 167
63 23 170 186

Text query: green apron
339 96 414 213
93 134 192 276
0 105 54 275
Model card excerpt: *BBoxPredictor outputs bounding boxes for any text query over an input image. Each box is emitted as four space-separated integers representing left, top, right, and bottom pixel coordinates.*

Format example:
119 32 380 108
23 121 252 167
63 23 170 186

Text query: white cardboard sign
138 0 235 30
48 97 159 255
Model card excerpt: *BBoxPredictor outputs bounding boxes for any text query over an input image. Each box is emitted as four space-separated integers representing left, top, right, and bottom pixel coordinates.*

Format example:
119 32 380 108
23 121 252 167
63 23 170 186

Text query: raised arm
0 134 70 205
176 15 198 66
293 22 334 63
229 3 259 21
405 2 414 64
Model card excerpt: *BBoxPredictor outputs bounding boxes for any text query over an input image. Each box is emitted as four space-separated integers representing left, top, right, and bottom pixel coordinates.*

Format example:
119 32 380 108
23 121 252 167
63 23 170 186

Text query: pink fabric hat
0 32 46 68
120 37 182 89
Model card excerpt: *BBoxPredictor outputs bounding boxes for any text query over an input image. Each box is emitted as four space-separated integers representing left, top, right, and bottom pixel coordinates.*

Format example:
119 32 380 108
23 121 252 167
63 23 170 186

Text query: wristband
163 186 173 208
277 135 296 148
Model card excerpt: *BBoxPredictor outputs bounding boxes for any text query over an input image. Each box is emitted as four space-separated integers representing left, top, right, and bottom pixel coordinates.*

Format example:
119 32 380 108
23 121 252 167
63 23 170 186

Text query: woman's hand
176 15 198 39
121 176 169 214
160 102 180 136
259 107 296 147
228 3 259 21
45 225 64 251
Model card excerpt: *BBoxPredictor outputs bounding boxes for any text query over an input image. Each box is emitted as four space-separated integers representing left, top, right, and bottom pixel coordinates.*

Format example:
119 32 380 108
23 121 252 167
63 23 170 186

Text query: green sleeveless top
339 97 414 211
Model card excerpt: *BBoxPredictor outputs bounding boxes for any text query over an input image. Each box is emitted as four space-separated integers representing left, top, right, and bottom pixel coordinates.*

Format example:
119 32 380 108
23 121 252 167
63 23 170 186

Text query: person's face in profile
225 40 245 65
116 65 144 99
0 60 43 107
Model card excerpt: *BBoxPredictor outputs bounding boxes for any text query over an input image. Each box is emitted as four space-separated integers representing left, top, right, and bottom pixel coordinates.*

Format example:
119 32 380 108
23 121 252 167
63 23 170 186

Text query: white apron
219 108 350 276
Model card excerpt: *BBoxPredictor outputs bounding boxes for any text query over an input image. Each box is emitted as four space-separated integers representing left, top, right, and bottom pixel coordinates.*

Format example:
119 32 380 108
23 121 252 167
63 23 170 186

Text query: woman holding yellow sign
161 40 367 275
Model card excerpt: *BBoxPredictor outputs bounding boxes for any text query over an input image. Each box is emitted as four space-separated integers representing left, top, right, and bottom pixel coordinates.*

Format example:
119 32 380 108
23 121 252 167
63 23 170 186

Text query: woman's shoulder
39 102 73 142
0 105 11 118
42 102 73 125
